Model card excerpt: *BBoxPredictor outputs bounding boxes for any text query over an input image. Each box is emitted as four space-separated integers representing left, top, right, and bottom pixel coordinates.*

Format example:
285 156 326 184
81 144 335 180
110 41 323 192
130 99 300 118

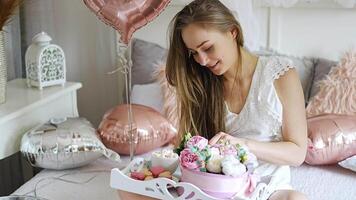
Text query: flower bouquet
175 133 259 199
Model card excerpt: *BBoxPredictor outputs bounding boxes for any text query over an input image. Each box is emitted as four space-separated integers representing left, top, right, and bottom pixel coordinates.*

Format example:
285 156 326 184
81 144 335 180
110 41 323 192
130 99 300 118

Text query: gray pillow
309 58 337 99
131 38 168 85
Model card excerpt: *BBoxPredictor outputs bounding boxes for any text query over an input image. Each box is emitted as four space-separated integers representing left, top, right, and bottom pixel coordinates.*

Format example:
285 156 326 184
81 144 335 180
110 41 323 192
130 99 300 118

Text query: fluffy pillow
309 58 337 99
306 50 356 117
98 104 177 155
131 82 164 114
154 65 179 128
305 114 356 165
339 155 356 172
131 38 167 85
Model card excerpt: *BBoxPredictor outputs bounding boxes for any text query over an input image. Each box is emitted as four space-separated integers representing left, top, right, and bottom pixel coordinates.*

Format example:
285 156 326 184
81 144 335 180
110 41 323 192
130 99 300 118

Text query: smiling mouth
208 61 220 69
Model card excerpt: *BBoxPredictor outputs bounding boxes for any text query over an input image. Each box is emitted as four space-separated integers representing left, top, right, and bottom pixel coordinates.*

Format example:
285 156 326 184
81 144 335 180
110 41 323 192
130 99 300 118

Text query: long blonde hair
166 0 244 142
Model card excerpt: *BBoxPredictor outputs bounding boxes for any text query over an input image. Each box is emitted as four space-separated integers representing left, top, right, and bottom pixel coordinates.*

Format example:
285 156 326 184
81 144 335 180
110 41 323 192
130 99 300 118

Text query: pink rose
186 136 208 150
180 148 202 170
210 146 221 157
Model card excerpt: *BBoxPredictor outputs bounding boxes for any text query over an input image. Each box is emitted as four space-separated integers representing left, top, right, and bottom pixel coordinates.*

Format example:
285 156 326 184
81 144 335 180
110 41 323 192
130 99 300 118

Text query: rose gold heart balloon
83 0 171 44
98 104 177 155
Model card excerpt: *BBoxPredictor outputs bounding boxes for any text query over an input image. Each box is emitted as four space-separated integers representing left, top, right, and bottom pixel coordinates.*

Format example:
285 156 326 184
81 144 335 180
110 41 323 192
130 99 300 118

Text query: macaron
150 166 166 178
130 171 145 180
158 171 172 179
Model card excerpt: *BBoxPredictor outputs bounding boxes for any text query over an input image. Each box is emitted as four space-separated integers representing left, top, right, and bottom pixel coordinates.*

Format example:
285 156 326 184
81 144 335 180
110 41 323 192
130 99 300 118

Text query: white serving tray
110 157 220 200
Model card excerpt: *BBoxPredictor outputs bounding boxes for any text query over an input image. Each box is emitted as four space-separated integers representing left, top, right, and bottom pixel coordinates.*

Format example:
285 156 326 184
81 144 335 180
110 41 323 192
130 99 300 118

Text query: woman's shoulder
258 55 295 81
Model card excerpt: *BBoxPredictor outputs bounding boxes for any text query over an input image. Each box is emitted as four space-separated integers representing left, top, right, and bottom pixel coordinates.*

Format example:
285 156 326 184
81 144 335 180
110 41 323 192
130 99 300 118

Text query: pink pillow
305 114 356 165
98 104 177 155
154 65 179 128
306 50 356 117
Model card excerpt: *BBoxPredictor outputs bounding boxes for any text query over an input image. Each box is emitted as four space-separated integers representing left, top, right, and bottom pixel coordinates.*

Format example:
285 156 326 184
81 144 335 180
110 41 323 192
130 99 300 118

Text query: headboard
127 0 356 61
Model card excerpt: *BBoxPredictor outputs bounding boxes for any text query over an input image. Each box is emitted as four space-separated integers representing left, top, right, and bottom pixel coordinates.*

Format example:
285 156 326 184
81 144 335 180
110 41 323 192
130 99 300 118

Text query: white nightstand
0 79 82 159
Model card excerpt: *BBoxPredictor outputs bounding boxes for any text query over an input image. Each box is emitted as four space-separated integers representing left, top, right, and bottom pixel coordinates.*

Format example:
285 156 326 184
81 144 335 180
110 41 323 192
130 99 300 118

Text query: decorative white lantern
25 32 66 90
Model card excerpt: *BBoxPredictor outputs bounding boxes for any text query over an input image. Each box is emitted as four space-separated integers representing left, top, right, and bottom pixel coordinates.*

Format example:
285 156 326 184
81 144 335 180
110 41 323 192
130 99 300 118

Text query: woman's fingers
209 132 225 145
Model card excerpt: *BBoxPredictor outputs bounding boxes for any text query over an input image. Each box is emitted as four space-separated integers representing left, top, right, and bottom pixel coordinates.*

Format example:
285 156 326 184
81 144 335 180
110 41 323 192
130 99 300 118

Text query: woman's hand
209 132 246 146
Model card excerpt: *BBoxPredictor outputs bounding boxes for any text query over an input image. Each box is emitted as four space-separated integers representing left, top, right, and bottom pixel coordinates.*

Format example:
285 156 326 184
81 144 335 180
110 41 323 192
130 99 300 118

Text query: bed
5 0 356 200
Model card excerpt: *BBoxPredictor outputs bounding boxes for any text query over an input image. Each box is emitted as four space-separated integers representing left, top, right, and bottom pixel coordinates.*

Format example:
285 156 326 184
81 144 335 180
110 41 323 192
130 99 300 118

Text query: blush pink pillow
306 50 356 117
305 114 356 165
154 65 179 128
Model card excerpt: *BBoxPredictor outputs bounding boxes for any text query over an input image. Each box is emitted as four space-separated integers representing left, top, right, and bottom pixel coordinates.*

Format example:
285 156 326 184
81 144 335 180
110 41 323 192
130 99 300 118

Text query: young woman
165 0 308 199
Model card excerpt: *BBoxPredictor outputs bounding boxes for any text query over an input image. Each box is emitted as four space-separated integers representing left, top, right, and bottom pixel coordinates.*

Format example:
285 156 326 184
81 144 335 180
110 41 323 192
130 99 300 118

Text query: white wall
133 6 184 48
264 7 356 60
21 0 122 127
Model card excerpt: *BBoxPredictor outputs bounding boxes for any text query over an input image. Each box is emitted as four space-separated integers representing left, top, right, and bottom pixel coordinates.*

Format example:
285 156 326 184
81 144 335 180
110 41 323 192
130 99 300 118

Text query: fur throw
307 50 356 117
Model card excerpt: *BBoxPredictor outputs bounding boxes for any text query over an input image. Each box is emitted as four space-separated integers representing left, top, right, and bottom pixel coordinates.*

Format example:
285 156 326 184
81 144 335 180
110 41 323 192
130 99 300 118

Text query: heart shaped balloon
83 0 172 44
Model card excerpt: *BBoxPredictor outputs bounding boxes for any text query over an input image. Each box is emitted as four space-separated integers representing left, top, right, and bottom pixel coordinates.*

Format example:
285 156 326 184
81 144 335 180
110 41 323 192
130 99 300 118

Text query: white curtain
3 9 22 80
21 0 120 126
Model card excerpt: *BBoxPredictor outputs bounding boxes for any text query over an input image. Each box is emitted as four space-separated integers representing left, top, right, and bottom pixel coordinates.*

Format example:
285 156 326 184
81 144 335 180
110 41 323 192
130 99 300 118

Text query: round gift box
180 165 249 199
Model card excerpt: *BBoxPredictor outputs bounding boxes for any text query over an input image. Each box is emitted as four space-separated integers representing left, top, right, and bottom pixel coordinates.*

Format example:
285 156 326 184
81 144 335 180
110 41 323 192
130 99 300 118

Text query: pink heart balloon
83 0 171 44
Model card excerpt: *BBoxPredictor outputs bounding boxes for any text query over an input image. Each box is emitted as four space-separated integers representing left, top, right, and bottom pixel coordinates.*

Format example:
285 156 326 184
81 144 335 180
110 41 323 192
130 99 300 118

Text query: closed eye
205 46 213 52
188 45 213 58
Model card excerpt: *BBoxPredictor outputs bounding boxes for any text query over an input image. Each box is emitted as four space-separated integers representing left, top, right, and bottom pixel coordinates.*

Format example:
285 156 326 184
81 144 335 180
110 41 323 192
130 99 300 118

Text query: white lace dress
225 56 295 200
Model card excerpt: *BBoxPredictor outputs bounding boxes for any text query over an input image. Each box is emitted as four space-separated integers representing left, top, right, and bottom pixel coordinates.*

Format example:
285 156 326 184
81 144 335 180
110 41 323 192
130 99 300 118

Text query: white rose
221 155 246 177
206 154 223 173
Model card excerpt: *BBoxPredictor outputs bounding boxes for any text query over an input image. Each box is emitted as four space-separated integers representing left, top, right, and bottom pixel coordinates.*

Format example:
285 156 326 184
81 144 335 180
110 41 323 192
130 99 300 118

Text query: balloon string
108 39 137 161
126 40 136 161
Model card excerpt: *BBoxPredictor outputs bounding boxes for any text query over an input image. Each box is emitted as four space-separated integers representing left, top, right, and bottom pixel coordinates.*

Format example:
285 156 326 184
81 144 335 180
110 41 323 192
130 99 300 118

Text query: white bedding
12 157 120 200
291 164 356 200
11 148 166 200
12 154 355 200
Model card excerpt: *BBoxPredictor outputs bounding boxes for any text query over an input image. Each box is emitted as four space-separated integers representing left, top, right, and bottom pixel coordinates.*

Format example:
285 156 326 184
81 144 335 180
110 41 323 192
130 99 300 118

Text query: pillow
131 38 168 85
255 49 315 103
309 58 338 99
338 155 356 172
21 118 120 170
131 82 164 114
98 104 177 155
305 114 356 165
306 50 356 117
154 65 179 129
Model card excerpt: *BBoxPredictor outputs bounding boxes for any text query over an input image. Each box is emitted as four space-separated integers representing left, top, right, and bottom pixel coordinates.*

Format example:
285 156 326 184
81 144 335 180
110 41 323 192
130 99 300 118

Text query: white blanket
12 156 356 200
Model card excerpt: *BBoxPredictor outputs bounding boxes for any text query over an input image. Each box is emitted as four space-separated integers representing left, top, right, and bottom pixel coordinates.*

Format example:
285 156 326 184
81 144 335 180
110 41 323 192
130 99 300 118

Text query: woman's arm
210 68 308 166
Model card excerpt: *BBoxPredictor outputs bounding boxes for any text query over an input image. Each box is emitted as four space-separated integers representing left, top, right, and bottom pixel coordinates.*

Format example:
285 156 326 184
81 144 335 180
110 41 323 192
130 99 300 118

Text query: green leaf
173 132 193 156
200 168 207 172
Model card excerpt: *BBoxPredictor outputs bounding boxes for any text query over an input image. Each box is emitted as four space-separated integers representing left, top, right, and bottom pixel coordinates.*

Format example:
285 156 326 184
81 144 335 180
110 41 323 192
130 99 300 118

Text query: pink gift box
180 165 251 199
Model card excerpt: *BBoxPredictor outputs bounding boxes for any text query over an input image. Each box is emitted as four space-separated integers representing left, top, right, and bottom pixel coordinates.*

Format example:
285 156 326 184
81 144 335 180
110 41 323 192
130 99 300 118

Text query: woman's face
181 23 238 75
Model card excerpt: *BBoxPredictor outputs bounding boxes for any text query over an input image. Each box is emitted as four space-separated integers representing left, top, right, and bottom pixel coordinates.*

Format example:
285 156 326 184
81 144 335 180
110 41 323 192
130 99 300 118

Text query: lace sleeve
268 56 295 81
256 56 295 134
